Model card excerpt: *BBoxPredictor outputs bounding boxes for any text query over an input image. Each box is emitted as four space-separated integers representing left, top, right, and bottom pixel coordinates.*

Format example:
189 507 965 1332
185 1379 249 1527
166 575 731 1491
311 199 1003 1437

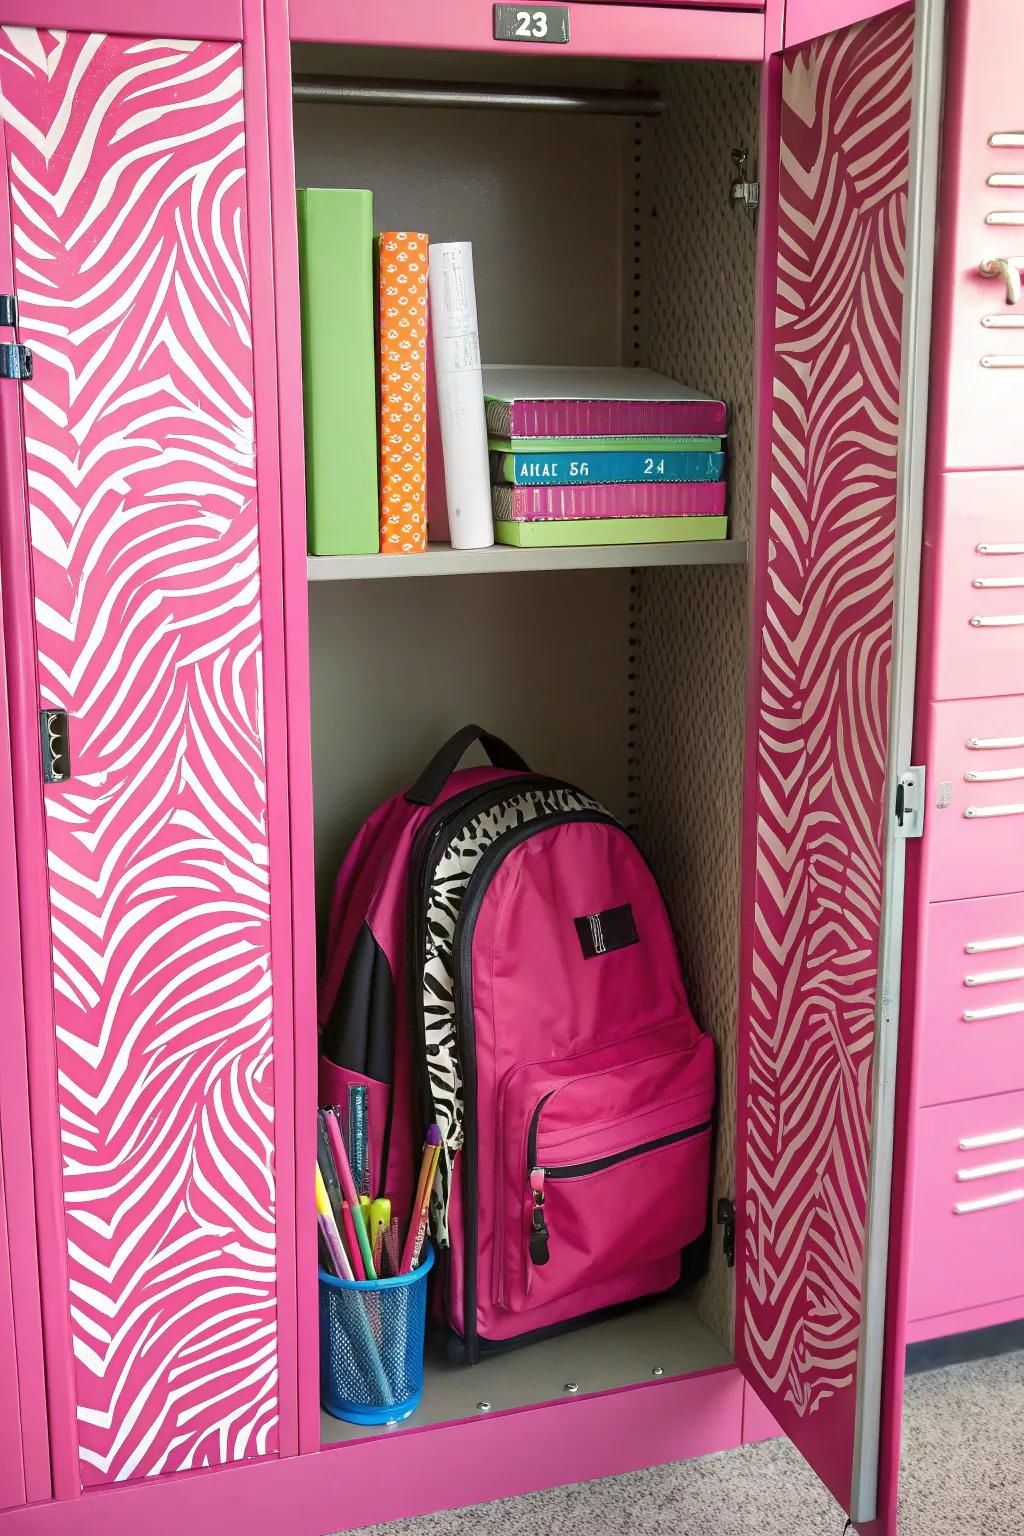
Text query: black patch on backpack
574 903 637 960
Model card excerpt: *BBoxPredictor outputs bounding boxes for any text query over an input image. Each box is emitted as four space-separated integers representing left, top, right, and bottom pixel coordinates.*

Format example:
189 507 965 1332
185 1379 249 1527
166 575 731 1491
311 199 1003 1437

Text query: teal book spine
490 450 725 486
297 188 380 555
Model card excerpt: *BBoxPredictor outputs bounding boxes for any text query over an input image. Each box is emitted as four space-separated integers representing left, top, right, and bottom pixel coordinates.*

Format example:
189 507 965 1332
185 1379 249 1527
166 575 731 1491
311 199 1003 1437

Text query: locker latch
729 146 759 219
39 709 71 783
717 1197 736 1268
894 766 926 839
0 293 17 327
0 342 32 380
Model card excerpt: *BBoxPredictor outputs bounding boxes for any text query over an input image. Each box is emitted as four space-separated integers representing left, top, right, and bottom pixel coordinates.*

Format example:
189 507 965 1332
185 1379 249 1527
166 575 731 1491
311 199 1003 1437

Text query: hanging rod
291 74 665 116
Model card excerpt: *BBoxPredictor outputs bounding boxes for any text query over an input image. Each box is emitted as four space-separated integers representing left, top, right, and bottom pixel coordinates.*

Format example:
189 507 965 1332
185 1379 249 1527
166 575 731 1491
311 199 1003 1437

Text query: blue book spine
491 450 725 485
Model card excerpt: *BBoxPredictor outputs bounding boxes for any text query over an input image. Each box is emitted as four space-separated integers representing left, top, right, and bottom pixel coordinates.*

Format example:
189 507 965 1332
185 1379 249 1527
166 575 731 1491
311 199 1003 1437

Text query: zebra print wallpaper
0 29 279 1484
738 5 913 1506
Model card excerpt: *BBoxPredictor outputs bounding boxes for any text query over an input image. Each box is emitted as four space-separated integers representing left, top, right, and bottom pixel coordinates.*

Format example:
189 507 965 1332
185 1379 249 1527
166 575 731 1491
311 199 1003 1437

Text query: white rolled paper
428 242 494 550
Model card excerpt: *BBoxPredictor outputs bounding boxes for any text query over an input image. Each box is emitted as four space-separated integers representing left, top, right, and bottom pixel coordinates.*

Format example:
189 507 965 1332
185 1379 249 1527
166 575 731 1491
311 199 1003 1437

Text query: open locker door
736 2 943 1530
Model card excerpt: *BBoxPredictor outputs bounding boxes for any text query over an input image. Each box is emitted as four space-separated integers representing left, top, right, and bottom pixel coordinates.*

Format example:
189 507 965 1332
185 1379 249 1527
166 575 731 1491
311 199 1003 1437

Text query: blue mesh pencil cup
319 1244 434 1425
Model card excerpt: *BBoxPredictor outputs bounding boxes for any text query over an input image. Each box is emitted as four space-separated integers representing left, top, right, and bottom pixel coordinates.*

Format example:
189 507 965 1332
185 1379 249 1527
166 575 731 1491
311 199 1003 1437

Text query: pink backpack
318 726 715 1362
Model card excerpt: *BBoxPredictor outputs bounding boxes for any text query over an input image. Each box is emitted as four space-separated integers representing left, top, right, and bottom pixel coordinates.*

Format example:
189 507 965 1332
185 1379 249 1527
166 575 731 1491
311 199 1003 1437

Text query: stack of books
484 366 728 547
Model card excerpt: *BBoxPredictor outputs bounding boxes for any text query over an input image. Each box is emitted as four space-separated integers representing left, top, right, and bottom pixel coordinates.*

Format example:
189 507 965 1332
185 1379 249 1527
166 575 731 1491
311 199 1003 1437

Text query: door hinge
0 342 32 380
894 765 926 839
717 1197 736 1268
0 293 17 327
39 709 71 783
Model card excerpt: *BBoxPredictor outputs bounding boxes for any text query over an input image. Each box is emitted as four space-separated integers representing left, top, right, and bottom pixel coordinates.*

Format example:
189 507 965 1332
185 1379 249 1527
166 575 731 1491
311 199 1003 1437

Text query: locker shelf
307 537 747 580
319 1290 729 1446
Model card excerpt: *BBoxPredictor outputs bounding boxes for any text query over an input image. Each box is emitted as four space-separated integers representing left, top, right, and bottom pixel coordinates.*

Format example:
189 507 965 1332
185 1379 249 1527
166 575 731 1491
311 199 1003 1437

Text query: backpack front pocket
495 1026 714 1315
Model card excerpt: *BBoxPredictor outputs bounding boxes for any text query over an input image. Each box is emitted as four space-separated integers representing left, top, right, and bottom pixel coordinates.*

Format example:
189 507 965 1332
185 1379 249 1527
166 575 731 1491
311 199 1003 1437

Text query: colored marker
341 1203 365 1281
315 1166 353 1280
326 1107 377 1280
369 1197 392 1255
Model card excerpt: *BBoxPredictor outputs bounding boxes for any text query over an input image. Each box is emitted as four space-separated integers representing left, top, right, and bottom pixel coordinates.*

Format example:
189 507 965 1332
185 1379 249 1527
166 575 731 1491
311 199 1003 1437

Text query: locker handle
965 935 1024 954
965 735 1024 749
962 1001 1024 1022
972 576 1024 589
964 767 1024 782
977 544 1024 556
954 1189 1024 1215
964 964 1024 986
959 1126 1024 1149
981 356 1024 368
957 1156 1024 1182
990 132 1024 148
963 801 1024 818
969 614 1024 627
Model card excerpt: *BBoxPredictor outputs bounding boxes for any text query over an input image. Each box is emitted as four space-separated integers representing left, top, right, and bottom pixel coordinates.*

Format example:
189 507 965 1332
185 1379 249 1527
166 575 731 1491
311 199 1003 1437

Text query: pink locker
0 0 302 1501
906 0 1024 1347
0 1 977 1534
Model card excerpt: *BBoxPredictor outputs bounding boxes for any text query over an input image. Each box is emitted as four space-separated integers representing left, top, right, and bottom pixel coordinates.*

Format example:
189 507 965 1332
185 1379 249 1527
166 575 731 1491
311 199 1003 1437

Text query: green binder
296 189 379 555
495 516 728 547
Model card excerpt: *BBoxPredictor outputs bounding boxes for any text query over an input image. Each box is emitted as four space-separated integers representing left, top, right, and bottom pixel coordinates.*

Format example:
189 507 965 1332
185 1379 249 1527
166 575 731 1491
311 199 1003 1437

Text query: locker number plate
493 5 570 43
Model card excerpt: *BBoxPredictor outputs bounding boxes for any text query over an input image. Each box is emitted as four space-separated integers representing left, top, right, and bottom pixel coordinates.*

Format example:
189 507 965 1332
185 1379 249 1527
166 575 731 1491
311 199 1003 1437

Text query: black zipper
530 1114 712 1178
453 808 623 1363
526 1105 712 1267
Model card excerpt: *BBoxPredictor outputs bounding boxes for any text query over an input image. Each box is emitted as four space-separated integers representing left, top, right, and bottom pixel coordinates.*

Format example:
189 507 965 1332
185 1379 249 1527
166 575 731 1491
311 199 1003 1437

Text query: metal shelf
320 1290 729 1446
307 538 747 581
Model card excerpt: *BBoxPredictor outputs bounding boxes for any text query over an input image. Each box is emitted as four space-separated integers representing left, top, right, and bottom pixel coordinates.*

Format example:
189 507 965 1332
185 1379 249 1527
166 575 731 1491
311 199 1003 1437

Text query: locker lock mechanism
894 766 926 839
729 146 760 221
717 1197 736 1268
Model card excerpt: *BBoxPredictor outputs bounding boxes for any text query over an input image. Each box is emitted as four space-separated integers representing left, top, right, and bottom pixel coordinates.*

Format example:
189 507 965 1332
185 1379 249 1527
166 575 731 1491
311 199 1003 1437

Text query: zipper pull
529 1167 550 1266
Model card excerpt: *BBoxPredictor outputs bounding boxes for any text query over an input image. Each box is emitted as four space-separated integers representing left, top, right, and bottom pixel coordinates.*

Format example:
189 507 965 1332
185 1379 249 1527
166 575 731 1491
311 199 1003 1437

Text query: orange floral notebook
378 231 429 553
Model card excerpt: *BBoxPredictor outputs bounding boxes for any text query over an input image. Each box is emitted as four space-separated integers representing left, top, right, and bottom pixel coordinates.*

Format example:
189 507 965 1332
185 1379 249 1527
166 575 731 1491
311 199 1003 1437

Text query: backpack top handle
404 724 531 806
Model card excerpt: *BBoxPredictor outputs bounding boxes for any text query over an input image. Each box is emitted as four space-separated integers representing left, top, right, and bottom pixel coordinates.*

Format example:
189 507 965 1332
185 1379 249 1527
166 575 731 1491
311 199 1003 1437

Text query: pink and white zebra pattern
0 30 278 1483
739 6 913 1504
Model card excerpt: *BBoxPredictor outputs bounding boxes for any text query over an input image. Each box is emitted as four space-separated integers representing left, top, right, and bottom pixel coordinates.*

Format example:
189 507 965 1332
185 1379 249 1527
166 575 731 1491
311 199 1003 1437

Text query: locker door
0 540 50 1509
0 13 297 1493
735 3 942 1530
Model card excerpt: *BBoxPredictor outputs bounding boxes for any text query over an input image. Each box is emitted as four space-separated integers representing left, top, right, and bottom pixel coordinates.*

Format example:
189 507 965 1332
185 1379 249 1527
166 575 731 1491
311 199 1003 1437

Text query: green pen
348 1199 376 1281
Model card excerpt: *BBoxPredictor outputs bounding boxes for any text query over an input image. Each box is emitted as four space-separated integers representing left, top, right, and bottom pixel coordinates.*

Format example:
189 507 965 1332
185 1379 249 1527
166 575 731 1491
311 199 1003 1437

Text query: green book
495 517 728 548
296 189 379 555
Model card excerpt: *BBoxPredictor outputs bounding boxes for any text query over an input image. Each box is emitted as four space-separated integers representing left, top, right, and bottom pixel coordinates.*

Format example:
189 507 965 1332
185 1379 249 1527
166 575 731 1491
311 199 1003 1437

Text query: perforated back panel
634 566 747 1346
634 61 760 1347
647 62 760 539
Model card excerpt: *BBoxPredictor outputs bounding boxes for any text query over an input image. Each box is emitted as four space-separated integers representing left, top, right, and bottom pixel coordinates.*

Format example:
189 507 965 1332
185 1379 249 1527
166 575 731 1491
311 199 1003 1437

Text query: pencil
401 1125 442 1273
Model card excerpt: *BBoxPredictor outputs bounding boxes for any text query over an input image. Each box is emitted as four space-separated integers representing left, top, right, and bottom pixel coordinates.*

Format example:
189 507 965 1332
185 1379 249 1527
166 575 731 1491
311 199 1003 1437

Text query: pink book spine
493 480 726 522
507 398 727 437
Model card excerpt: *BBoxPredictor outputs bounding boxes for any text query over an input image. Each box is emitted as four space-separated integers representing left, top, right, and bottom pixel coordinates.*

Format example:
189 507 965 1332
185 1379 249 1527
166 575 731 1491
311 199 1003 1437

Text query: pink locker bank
0 0 1014 1532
